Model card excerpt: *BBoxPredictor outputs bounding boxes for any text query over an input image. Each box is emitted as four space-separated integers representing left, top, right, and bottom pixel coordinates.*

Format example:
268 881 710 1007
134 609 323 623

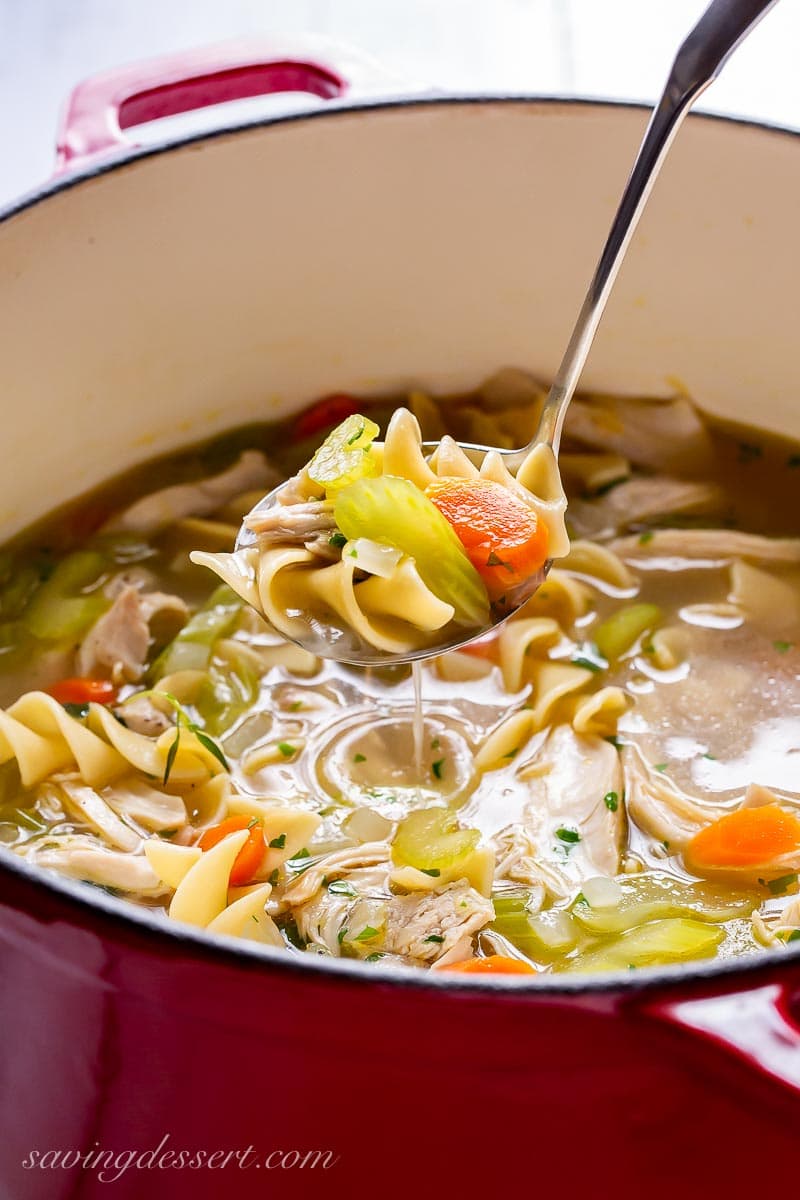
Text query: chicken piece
568 477 726 538
77 585 188 684
499 725 625 901
104 451 278 535
383 882 494 964
564 394 714 475
281 842 391 907
21 835 167 896
115 693 173 737
610 528 800 564
244 499 336 542
104 776 187 833
622 744 721 850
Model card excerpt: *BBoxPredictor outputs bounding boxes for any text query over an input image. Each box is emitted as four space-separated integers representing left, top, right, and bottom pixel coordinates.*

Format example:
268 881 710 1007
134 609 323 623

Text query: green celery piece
571 871 759 935
152 585 242 679
594 603 662 662
491 900 581 962
392 808 479 872
21 550 109 640
307 414 380 494
561 918 724 974
334 476 490 626
194 648 260 736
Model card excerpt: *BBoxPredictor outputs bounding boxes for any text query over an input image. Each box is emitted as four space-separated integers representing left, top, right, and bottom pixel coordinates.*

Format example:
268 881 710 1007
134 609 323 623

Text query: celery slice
195 646 260 736
594 603 662 662
571 871 759 935
21 550 109 641
392 808 480 872
308 414 380 494
491 895 581 961
334 476 490 626
151 584 242 678
561 917 723 973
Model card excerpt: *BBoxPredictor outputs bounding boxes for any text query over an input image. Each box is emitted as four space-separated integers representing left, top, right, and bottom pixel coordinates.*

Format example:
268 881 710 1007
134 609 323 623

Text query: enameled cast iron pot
2 40 800 1200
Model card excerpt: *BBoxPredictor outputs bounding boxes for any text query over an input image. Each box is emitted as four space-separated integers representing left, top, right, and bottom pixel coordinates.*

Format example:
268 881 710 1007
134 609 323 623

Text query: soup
2 369 799 976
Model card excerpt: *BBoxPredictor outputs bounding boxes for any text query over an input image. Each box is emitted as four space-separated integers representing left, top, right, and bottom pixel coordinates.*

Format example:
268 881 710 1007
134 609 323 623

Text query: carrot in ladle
426 477 549 605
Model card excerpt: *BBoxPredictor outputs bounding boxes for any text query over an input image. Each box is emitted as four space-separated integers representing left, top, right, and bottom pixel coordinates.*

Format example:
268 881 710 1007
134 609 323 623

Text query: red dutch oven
2 39 800 1200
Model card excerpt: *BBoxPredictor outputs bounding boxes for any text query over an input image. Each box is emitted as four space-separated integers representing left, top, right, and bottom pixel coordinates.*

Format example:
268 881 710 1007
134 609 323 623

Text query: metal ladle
235 0 778 667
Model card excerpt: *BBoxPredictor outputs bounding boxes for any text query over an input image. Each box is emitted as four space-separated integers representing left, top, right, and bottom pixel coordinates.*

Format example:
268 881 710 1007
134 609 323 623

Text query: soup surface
2 369 800 977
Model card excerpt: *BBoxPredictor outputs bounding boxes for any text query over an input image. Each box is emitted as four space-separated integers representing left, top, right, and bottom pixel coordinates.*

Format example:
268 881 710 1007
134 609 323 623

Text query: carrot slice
48 677 117 707
686 804 800 872
426 478 548 604
198 815 267 886
441 954 537 976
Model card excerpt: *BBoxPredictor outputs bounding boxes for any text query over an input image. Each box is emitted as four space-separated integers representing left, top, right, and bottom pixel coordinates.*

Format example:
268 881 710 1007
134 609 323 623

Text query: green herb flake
278 741 297 758
268 869 280 886
348 549 358 558
337 927 348 945
604 791 619 812
353 753 367 764
574 892 587 906
702 752 717 761
346 423 366 446
661 839 671 852
654 763 668 773
163 727 180 786
773 640 794 654
366 952 384 963
503 747 519 760
353 926 380 943
328 532 347 548
421 868 441 878
328 879 357 897
788 930 800 943
63 702 90 719
431 738 441 750
556 827 581 844
431 758 445 780
738 442 763 464
768 872 798 896
289 700 304 712
269 833 286 849
572 655 605 673
424 934 445 944
638 531 654 545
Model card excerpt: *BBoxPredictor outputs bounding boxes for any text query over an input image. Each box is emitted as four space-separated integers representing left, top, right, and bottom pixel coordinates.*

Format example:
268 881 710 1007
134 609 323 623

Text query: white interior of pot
1 99 798 537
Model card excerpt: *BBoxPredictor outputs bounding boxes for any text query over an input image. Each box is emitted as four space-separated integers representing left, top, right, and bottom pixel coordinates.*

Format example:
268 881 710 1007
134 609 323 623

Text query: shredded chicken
104 451 278 535
244 499 336 542
564 394 715 475
281 842 391 907
22 835 167 896
115 693 173 736
383 882 494 963
610 528 800 564
569 477 726 538
77 584 188 683
622 744 722 849
496 725 625 900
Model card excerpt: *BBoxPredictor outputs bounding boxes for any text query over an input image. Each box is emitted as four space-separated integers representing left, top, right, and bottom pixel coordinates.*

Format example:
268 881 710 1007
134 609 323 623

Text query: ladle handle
534 0 779 455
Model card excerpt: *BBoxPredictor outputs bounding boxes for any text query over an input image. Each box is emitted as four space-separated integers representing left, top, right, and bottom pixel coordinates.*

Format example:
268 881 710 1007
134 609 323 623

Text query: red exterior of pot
3 863 800 1200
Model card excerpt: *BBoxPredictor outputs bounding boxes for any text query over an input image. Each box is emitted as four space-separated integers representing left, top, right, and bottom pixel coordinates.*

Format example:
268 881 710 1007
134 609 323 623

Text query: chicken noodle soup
2 369 800 975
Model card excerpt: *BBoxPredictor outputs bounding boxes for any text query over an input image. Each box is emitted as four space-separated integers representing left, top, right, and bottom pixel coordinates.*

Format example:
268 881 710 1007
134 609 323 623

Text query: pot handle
648 981 800 1093
55 37 405 171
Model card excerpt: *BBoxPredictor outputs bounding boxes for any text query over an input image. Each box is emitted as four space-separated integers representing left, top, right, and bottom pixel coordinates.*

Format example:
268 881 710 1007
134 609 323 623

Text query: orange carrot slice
198 815 267 886
426 478 548 603
440 954 537 976
686 804 800 872
48 677 118 706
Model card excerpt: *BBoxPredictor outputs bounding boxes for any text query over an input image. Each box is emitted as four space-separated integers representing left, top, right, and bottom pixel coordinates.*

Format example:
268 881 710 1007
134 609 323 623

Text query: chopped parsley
773 640 794 654
556 827 581 844
431 737 441 750
767 872 798 896
346 422 365 446
289 700 304 712
421 868 441 878
365 952 384 963
503 747 519 760
337 927 348 945
737 441 763 464
788 930 800 943
604 791 619 812
353 753 367 764
638 530 654 545
431 758 445 780
654 763 668 773
269 833 286 849
63 702 89 719
328 532 347 548
702 752 717 761
277 741 297 758
353 926 380 943
423 934 445 944
328 879 357 897
268 869 280 886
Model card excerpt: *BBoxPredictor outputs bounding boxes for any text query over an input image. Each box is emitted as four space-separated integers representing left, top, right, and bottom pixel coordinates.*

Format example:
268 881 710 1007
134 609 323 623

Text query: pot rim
2 92 800 996
2 92 800 227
